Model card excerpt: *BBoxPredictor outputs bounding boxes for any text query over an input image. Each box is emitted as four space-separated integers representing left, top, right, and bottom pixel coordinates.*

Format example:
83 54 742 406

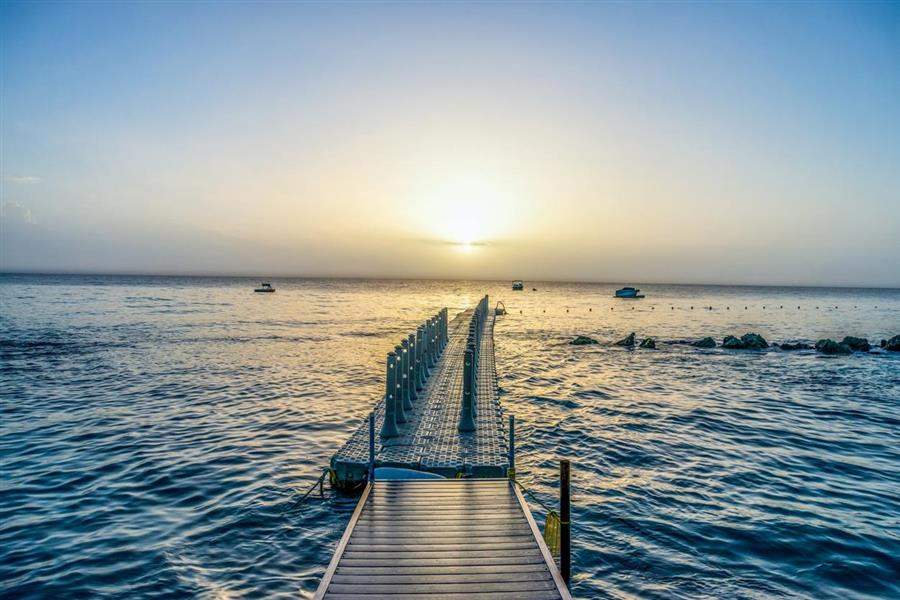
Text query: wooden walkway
314 479 571 600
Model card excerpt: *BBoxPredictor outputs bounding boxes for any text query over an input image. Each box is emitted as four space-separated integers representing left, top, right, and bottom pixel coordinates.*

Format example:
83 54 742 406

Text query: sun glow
410 175 520 250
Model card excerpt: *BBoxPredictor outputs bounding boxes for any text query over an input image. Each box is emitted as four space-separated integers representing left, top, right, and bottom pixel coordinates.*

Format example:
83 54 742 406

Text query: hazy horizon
2 2 898 287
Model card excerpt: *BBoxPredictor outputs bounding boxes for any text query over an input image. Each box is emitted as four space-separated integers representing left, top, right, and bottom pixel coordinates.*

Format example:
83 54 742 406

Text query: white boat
254 282 275 293
512 280 524 291
615 286 644 298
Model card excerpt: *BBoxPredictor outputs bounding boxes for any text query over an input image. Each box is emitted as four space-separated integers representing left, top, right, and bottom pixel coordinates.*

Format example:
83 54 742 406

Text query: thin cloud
4 175 41 185
415 238 494 248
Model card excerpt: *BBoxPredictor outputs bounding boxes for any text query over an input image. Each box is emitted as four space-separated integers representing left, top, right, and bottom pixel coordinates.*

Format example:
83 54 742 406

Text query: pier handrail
380 308 448 441
459 295 489 432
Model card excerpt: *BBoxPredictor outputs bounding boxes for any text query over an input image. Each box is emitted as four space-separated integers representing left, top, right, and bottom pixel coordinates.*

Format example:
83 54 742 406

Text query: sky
1 2 898 286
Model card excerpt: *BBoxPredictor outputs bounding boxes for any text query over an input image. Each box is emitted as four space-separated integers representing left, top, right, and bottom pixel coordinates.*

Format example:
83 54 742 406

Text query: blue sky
2 2 898 285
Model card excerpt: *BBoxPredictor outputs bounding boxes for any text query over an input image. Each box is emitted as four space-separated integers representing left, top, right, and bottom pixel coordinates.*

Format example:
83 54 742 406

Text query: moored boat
512 280 524 291
615 286 644 298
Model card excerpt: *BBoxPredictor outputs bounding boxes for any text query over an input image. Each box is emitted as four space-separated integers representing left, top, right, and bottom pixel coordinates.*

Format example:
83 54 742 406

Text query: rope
512 478 560 556
289 468 331 511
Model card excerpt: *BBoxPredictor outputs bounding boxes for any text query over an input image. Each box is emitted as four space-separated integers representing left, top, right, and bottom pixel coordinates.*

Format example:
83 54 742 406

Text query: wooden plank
349 526 533 537
345 542 540 552
364 497 520 506
326 581 558 594
375 479 510 487
337 555 548 566
346 534 537 545
357 511 525 521
339 549 546 560
324 592 561 600
335 564 550 575
330 571 553 584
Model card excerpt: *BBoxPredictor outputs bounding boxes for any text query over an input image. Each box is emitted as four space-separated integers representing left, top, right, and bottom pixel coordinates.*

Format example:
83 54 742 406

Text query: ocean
1 274 898 599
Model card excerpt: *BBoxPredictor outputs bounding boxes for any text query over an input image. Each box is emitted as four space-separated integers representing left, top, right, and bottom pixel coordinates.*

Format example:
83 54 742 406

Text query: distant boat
254 282 275 293
615 287 644 299
512 280 524 291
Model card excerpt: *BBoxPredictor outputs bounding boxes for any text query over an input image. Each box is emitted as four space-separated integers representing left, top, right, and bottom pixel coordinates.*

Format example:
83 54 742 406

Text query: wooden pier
318 297 572 598
314 479 570 599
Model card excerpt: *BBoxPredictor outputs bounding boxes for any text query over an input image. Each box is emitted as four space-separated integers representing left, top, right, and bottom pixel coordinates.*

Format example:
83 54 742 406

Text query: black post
508 415 515 478
368 412 375 482
560 459 571 587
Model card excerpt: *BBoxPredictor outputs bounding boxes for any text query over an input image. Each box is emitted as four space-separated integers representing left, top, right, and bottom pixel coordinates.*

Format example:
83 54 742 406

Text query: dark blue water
1 274 898 598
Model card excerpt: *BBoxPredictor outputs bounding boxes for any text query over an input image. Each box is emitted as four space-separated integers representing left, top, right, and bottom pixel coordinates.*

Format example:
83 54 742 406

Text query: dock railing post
380 353 400 438
426 318 435 369
508 415 515 479
368 412 375 481
406 335 417 402
399 341 413 411
560 459 571 587
415 327 425 390
394 345 408 423
459 348 476 431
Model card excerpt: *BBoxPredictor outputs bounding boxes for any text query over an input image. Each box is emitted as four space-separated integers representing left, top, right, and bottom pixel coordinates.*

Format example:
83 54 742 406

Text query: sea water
1 275 898 598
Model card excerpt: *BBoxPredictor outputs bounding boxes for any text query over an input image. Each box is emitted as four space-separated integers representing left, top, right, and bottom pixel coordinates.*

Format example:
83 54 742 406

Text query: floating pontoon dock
330 299 508 487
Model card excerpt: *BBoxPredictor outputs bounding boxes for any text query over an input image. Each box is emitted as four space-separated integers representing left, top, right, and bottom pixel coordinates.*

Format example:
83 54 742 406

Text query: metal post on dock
406 335 417 402
394 345 408 423
428 318 437 368
415 326 425 389
560 459 571 587
380 353 400 438
368 412 375 481
508 415 515 478
459 348 476 431
400 340 414 410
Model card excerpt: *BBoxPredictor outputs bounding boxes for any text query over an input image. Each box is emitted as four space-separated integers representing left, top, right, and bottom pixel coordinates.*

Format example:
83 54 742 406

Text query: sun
411 175 515 250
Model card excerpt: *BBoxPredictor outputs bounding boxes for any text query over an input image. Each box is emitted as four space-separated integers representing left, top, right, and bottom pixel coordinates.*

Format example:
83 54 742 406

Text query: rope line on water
289 468 331 511
512 478 561 556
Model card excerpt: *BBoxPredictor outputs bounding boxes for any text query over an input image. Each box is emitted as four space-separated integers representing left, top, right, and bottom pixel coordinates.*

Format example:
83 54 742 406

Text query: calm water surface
1 275 898 599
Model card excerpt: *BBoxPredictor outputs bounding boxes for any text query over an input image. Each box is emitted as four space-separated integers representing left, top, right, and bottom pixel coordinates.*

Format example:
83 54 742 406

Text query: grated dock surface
331 310 507 486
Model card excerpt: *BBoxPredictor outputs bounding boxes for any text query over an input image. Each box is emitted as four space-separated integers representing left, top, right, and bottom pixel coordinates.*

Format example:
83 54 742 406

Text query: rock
815 339 852 355
840 336 870 352
780 342 812 351
722 335 744 349
639 337 656 349
614 332 636 347
740 333 769 349
570 335 598 345
692 337 717 348
885 335 900 351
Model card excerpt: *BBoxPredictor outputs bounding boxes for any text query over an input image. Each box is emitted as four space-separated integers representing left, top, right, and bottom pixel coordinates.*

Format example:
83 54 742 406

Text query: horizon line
1 270 898 291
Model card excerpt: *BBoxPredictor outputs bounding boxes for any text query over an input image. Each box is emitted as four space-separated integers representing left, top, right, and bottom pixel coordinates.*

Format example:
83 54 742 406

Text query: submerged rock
780 342 812 351
885 335 900 351
840 336 870 352
815 339 852 355
570 335 598 345
740 333 769 349
722 335 744 349
692 337 717 348
614 332 636 347
639 337 656 349
722 332 769 350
